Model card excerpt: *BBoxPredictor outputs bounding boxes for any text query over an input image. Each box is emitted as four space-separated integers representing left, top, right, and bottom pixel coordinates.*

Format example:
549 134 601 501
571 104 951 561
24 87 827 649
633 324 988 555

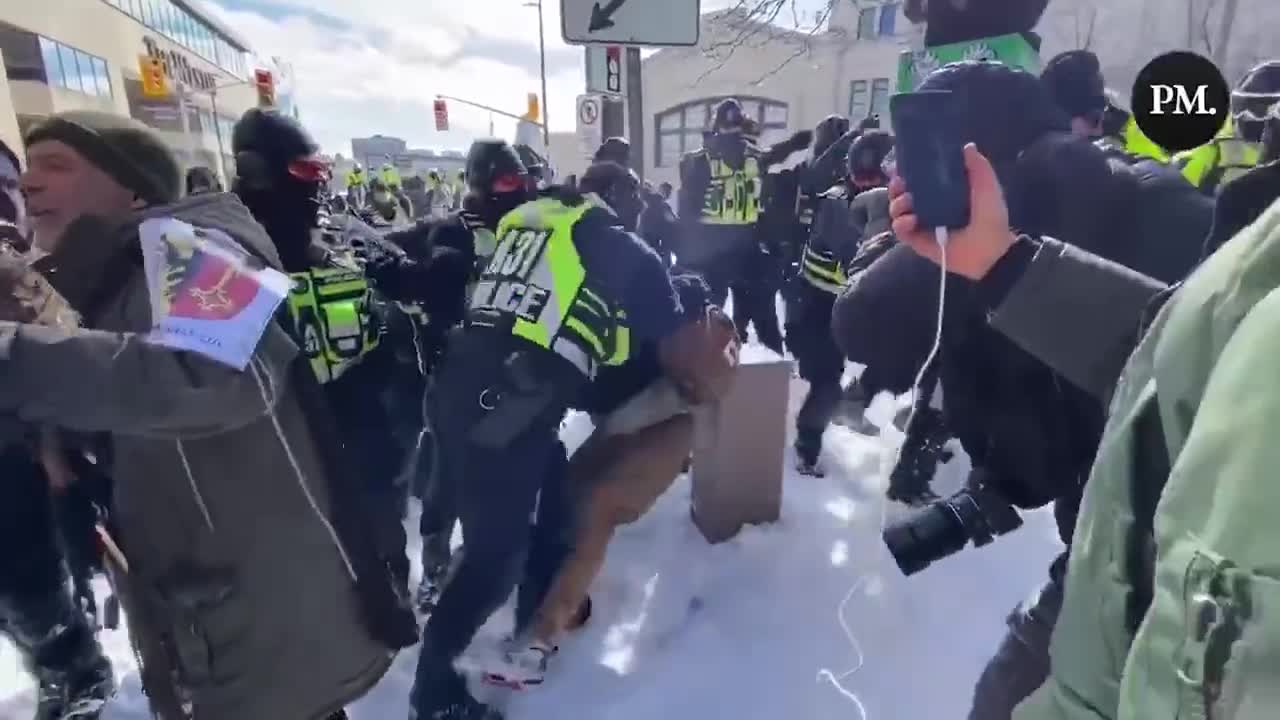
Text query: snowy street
0 384 1062 720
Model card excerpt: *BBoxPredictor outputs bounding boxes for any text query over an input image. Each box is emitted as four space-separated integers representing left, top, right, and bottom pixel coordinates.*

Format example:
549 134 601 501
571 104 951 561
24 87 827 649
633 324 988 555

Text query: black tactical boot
886 406 951 506
416 533 454 614
5 590 115 720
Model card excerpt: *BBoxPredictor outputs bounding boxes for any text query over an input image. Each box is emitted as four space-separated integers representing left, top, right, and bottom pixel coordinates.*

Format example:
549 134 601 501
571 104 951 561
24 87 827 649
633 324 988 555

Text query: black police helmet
848 130 895 182
1232 60 1280 143
595 136 631 165
465 139 527 192
814 115 851 157
232 108 317 168
713 99 746 132
1041 49 1106 119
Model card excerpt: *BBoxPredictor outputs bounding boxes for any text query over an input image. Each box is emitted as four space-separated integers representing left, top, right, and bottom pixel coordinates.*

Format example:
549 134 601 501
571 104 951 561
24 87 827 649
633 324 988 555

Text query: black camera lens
883 481 1024 577
883 500 969 576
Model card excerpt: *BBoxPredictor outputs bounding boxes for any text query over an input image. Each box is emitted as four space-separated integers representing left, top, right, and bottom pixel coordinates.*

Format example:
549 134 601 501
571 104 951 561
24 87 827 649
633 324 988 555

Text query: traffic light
254 69 275 107
138 55 169 98
605 46 622 94
434 98 449 132
526 93 541 122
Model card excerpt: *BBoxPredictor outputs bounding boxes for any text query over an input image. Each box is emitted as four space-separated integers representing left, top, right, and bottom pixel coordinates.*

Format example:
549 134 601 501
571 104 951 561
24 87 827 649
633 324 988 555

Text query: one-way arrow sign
562 0 700 47
588 0 626 31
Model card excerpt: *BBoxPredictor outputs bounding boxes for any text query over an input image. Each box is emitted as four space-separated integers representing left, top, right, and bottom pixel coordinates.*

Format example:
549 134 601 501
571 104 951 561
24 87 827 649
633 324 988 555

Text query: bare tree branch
691 0 842 86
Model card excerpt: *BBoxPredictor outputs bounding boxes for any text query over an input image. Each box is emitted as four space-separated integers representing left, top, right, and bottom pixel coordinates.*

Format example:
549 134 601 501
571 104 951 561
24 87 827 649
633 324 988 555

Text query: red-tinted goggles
288 157 332 183
491 173 531 193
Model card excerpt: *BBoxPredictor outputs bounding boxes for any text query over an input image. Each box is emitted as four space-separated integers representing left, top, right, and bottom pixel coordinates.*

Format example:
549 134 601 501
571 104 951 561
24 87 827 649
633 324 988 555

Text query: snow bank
1 380 1062 720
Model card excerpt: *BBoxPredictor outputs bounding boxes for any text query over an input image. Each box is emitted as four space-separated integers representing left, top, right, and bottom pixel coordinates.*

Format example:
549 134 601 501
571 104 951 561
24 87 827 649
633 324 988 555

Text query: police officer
1098 91 1170 162
346 162 368 208
231 108 417 609
369 140 536 613
786 131 893 476
1175 60 1279 193
408 159 697 719
676 99 811 306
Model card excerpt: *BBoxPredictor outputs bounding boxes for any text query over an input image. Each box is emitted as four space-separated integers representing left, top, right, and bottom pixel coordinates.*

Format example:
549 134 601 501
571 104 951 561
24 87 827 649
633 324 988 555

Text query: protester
15 111 402 719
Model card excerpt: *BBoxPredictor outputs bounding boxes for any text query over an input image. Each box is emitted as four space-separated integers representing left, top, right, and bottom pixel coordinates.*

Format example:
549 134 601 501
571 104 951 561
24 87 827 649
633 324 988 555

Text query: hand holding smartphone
889 90 971 231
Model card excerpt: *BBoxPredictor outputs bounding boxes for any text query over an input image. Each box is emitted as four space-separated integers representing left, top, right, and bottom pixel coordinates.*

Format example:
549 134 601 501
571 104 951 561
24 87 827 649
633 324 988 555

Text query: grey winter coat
3 193 393 719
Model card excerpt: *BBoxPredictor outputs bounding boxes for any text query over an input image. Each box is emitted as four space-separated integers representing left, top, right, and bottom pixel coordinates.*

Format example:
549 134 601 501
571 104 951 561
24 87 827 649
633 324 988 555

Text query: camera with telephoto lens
882 467 1024 576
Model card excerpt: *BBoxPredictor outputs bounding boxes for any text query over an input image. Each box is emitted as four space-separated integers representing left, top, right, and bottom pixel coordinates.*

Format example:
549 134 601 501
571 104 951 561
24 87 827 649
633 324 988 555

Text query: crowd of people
1 10 1280 720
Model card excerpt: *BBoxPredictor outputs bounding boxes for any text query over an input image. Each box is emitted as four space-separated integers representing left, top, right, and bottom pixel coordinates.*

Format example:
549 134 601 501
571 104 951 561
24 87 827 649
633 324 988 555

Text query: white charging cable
818 225 950 717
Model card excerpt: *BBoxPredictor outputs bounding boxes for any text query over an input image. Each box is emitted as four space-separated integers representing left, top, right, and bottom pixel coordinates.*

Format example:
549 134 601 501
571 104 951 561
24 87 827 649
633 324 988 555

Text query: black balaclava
595 137 631 166
580 162 643 231
814 115 851 159
465 139 534 229
185 166 222 195
231 108 324 271
712 99 746 134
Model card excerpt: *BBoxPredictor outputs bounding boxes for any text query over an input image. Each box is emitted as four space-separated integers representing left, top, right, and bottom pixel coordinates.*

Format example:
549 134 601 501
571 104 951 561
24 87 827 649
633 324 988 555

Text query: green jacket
1002 200 1280 719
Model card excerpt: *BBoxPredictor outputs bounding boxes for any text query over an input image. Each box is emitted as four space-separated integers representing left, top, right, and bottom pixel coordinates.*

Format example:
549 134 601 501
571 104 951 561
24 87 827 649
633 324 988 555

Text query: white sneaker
482 640 557 690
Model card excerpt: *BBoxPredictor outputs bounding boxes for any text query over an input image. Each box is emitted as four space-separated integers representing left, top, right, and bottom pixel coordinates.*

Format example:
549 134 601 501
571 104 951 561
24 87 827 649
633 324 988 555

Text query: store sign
143 36 218 92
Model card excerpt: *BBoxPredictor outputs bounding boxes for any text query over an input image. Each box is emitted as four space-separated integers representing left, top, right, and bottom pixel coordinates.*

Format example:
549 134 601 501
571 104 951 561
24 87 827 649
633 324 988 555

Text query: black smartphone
889 90 970 230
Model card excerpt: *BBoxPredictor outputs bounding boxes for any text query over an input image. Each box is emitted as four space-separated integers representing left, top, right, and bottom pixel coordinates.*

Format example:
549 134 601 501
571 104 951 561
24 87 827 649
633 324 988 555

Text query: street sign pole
626 48 644 181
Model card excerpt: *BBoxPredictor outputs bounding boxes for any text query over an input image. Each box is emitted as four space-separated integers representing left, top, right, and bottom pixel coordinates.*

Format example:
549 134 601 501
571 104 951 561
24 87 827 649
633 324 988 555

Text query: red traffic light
254 69 275 106
434 98 449 131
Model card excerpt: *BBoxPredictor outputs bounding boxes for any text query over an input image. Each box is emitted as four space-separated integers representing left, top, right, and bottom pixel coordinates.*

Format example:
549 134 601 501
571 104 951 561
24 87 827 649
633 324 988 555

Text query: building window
857 8 877 39
653 96 789 168
870 78 891 118
38 37 113 98
849 80 868 119
103 0 245 77
850 78 891 121
879 3 899 36
0 22 45 82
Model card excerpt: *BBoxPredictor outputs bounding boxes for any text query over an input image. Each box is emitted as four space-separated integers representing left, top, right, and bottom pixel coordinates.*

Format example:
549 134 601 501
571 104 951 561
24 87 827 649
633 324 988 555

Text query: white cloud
204 0 584 156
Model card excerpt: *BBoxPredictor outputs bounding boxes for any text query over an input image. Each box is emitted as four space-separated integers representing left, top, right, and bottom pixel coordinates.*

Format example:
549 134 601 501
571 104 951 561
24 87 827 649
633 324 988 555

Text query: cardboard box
690 357 792 543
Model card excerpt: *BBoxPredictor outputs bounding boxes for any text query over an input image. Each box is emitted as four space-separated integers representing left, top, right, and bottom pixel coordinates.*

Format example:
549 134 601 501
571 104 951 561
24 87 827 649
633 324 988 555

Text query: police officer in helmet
231 110 419 636
366 139 539 613
408 155 707 718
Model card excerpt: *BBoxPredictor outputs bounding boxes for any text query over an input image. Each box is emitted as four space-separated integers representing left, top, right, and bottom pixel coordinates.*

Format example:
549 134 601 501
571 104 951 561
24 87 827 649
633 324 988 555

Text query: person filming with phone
846 77 1126 720
890 99 1280 720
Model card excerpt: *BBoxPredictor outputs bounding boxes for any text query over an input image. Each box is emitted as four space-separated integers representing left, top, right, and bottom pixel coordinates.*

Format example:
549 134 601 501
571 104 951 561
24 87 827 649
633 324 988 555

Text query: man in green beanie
15 111 407 719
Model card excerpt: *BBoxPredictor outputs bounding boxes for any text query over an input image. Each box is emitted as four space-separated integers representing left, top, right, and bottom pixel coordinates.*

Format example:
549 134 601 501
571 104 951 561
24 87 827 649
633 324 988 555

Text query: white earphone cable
818 225 950 717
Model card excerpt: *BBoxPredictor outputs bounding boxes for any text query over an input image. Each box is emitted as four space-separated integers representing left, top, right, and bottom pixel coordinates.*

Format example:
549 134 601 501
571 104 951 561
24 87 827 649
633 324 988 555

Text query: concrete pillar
690 357 792 543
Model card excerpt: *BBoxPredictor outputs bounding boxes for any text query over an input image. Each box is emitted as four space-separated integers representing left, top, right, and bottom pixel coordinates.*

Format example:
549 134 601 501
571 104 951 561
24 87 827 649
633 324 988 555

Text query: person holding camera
891 133 1280 719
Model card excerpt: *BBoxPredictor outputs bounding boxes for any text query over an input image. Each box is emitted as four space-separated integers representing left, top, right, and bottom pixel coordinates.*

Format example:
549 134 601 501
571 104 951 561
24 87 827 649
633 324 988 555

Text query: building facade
0 0 288 183
641 3 911 186
640 0 1280 187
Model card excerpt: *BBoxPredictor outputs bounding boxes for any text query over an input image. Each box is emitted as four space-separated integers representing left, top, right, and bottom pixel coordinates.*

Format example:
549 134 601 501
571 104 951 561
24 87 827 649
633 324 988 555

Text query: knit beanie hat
25 111 181 204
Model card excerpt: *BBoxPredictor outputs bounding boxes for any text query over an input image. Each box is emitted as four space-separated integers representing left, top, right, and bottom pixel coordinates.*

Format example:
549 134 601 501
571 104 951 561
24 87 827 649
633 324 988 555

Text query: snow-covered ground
0 371 1062 720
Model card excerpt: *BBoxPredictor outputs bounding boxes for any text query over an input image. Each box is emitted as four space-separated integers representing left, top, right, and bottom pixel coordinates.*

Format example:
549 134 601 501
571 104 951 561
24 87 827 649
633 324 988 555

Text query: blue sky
201 0 833 157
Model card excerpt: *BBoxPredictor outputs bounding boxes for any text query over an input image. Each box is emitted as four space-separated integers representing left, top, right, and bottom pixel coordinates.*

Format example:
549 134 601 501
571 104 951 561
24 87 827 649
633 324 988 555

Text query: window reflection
38 36 62 87
38 35 113 98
